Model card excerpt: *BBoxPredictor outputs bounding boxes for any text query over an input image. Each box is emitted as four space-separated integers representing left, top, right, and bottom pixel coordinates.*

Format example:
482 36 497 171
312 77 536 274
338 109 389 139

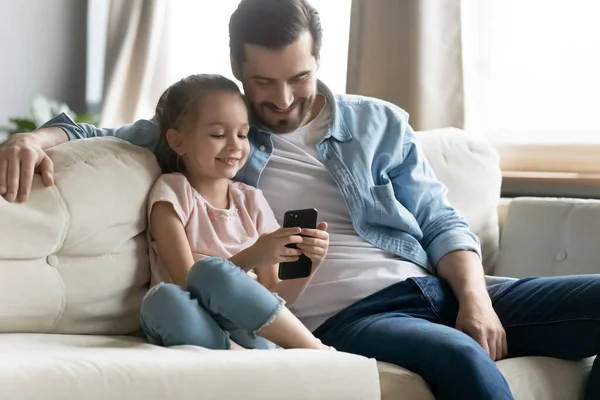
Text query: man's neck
300 93 326 128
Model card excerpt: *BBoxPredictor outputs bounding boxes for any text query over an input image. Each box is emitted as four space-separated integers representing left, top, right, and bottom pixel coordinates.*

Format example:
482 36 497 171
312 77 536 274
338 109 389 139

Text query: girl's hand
296 222 329 266
247 227 304 269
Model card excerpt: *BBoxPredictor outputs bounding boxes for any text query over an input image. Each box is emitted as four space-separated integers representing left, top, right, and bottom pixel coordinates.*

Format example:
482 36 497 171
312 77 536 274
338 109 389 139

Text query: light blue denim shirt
41 81 481 273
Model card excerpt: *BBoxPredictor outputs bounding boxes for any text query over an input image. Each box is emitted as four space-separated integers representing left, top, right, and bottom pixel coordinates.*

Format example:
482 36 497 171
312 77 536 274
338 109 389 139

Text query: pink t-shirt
147 173 280 285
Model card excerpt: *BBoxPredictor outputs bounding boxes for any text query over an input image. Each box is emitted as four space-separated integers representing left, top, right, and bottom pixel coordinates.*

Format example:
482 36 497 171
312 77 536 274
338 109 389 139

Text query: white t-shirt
258 98 430 331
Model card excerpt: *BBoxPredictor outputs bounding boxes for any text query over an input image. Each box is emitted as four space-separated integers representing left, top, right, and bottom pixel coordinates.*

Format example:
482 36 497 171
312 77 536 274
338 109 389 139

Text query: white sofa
0 129 595 399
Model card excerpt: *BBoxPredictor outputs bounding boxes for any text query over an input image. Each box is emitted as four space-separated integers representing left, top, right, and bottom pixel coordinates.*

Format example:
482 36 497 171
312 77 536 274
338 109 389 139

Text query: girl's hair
154 74 243 174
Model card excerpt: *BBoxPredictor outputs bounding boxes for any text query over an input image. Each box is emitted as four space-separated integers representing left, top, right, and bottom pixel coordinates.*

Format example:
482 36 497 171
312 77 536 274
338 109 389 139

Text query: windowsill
502 171 600 185
501 170 600 199
484 130 600 175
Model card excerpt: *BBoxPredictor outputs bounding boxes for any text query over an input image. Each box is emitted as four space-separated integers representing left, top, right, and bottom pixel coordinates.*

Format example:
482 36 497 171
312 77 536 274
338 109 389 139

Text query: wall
0 0 87 127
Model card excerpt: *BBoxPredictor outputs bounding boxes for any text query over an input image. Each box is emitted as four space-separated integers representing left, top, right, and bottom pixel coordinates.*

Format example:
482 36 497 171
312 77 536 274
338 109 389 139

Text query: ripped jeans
139 257 283 350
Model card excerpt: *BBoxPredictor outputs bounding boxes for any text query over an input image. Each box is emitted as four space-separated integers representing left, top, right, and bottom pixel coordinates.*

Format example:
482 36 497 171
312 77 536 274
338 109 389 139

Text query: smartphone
279 208 318 280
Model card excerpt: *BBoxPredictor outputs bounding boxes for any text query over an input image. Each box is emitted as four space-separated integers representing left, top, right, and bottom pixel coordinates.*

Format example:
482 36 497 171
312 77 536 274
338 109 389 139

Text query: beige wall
0 0 87 126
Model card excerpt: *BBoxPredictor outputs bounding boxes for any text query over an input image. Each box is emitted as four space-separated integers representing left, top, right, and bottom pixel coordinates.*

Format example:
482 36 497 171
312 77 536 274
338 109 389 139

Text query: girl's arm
255 264 281 291
270 264 321 306
253 261 318 306
150 201 196 287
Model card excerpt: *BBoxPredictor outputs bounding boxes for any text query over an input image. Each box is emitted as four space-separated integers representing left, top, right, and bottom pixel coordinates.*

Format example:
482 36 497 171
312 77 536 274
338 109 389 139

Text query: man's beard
251 95 316 134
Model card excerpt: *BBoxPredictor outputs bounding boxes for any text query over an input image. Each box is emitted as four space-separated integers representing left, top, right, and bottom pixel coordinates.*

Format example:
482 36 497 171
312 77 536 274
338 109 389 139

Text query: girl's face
168 91 250 181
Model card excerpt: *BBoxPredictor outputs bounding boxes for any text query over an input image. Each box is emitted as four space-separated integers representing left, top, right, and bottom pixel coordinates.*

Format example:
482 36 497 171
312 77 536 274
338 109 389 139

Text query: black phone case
279 208 318 280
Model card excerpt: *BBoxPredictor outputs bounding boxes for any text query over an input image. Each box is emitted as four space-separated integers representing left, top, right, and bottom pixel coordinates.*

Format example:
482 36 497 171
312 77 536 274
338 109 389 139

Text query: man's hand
455 293 508 361
437 250 508 361
296 222 329 266
0 132 55 202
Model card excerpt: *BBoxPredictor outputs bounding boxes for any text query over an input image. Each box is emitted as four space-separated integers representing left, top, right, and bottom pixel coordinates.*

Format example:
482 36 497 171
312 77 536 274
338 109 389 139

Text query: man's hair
229 0 323 64
154 74 243 174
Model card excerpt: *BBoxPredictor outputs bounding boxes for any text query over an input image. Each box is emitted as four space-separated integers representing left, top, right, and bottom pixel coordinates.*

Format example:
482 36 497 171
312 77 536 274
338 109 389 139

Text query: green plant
0 96 99 135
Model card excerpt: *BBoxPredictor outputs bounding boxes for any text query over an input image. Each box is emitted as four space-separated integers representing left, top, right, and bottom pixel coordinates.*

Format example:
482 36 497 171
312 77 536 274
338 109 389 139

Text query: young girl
139 74 331 351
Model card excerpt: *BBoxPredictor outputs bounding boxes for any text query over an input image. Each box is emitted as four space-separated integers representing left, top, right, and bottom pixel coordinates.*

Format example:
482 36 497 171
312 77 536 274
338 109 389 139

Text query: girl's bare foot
230 341 246 350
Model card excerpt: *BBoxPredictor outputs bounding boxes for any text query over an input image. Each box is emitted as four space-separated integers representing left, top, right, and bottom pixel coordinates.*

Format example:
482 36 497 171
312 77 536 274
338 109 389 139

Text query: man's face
235 31 319 133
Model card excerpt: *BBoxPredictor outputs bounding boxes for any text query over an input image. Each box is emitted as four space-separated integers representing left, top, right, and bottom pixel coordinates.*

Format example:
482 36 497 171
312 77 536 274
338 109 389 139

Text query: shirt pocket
369 182 420 233
370 182 396 217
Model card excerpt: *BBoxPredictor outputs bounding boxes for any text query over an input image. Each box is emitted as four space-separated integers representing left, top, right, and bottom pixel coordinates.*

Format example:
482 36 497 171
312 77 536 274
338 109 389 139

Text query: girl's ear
166 128 184 154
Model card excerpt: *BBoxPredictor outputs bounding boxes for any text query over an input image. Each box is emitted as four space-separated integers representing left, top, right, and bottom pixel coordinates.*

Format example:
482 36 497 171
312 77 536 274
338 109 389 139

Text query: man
1 0 599 398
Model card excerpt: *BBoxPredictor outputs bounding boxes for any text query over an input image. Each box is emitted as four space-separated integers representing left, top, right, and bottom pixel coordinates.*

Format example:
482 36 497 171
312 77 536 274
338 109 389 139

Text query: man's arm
36 112 161 149
388 121 481 268
437 250 507 361
0 113 160 202
21 126 68 149
388 117 507 360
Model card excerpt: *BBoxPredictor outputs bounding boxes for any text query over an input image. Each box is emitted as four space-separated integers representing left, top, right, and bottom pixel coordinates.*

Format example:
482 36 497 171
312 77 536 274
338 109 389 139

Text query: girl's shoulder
229 181 266 204
149 173 197 211
230 181 258 196
153 172 190 189
229 181 272 215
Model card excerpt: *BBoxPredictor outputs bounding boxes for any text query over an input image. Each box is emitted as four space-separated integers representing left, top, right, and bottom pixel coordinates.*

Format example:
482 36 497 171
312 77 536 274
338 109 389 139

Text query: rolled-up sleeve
389 117 481 271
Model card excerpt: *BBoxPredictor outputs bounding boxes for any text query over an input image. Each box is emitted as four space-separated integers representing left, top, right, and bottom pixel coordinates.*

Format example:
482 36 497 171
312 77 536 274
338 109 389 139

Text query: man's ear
165 128 184 154
231 56 242 80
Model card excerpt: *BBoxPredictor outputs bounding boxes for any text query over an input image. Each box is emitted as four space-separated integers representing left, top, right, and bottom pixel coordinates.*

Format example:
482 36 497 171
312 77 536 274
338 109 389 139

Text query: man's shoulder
333 93 409 123
110 117 162 152
131 117 160 132
331 93 411 144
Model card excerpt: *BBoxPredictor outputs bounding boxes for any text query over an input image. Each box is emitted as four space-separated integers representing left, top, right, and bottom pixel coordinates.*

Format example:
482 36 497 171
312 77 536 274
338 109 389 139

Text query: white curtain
87 0 171 127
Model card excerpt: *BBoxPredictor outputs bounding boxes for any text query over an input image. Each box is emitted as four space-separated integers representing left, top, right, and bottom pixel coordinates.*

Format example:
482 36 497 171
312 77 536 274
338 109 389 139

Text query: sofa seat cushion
0 137 162 334
0 333 381 400
378 356 593 400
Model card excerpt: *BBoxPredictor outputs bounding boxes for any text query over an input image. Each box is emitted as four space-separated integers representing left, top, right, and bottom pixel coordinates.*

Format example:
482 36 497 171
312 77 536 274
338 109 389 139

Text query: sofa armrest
493 197 600 278
497 198 512 236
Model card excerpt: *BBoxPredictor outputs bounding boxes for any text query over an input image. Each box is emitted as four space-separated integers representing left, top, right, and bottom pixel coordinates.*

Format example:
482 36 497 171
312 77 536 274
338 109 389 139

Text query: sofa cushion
378 357 592 400
415 128 502 273
0 130 502 333
495 197 600 278
0 333 381 400
0 137 161 334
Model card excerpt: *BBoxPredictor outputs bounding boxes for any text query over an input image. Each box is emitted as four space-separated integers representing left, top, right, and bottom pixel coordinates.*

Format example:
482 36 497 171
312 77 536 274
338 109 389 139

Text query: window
167 0 352 94
462 0 600 146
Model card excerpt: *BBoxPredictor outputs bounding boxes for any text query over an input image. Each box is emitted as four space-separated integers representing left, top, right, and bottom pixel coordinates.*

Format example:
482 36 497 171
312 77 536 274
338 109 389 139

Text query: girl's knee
141 283 187 317
139 283 231 350
186 256 243 292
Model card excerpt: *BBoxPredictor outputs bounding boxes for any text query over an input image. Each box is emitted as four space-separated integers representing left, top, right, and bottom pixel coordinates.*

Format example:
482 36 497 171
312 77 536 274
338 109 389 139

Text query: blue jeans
139 257 282 350
313 275 600 400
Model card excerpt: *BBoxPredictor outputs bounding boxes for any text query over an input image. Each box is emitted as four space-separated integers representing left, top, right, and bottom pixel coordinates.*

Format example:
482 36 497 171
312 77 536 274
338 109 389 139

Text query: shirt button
556 250 567 262
46 254 59 267
258 145 266 152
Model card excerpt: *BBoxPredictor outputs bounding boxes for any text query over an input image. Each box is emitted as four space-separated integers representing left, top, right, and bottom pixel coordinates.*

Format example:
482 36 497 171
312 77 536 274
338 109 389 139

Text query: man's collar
317 80 351 142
